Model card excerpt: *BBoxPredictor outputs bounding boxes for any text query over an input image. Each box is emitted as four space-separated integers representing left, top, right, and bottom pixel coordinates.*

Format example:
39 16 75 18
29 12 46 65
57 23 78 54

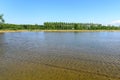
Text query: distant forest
0 14 120 30
0 22 120 30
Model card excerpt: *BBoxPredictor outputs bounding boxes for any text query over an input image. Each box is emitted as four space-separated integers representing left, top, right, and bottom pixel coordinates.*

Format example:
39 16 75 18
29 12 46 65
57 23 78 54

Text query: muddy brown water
0 32 120 80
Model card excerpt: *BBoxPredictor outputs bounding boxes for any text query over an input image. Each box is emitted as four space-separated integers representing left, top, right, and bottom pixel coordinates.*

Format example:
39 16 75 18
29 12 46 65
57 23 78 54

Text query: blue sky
0 0 120 25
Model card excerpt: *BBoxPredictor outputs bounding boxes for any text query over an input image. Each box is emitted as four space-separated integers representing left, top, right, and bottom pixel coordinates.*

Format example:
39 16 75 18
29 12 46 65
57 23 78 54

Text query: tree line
0 14 120 30
0 22 120 30
44 22 120 30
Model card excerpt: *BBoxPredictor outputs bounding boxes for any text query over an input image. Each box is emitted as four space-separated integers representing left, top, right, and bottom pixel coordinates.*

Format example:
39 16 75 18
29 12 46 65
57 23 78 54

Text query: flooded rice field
0 32 120 80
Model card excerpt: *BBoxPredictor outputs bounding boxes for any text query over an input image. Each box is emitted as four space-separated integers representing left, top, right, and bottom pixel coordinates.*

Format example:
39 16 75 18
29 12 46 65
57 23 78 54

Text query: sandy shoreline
0 30 120 33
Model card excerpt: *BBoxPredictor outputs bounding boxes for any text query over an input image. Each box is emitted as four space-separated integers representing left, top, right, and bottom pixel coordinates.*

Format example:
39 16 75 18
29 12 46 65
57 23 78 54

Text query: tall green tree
0 14 5 23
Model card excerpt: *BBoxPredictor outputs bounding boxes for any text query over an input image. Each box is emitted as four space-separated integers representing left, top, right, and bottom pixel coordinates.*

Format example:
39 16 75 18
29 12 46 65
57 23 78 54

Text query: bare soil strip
1 30 120 33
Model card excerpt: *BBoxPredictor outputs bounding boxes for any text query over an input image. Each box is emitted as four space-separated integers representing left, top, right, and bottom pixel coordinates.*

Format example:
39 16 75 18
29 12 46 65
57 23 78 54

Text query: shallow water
0 32 120 80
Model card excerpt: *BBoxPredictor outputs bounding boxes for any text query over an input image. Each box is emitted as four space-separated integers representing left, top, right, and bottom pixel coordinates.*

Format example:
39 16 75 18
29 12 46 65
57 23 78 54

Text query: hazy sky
0 0 120 25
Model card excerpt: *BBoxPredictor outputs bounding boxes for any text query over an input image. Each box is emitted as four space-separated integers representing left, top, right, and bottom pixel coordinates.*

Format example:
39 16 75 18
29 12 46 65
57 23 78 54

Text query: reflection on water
0 32 120 80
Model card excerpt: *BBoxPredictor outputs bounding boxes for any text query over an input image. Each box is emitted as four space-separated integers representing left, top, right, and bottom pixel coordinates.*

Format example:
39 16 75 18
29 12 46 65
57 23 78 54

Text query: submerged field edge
0 30 120 33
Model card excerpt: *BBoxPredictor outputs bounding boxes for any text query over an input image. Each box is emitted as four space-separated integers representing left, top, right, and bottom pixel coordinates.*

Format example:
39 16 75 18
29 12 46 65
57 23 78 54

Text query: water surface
0 32 120 80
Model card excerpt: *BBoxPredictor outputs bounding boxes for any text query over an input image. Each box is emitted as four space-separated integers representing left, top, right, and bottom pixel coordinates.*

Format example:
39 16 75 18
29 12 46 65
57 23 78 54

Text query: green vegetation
0 14 120 30
0 23 44 30
44 22 120 30
1 22 120 30
0 14 5 23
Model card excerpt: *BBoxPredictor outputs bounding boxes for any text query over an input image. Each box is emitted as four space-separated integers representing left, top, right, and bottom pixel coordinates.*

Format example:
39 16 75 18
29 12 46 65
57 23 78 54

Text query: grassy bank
1 30 120 33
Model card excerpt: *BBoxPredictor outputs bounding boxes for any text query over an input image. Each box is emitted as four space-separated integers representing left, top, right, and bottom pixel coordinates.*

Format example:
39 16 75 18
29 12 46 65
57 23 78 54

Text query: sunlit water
0 32 120 80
